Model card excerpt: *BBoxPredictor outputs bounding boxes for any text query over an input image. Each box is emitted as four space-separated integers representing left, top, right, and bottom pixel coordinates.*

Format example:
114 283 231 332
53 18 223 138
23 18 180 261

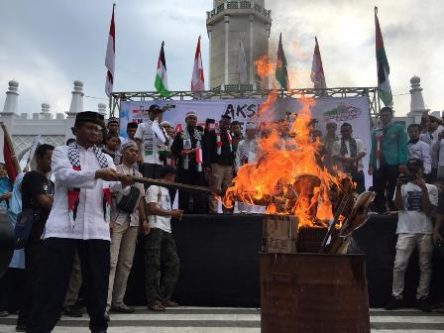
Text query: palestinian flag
154 41 170 97
275 33 289 90
375 7 392 106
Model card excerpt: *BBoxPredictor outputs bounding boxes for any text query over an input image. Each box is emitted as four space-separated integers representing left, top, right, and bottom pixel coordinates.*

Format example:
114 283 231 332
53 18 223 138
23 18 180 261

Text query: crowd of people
0 104 443 332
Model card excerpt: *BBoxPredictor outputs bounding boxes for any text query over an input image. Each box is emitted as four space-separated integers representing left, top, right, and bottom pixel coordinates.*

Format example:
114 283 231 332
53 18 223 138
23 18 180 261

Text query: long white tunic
43 145 120 241
408 140 431 175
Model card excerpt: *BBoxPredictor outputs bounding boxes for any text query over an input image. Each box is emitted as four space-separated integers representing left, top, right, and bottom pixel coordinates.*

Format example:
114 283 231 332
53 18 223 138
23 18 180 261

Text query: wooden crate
262 215 298 254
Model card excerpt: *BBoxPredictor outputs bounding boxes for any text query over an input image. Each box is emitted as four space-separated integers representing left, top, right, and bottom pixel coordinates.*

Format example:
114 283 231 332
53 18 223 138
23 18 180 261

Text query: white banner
119 96 372 187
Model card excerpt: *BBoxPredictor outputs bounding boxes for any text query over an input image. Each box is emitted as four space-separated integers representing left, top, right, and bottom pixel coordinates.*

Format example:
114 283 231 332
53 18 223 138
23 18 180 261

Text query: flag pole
0 122 21 174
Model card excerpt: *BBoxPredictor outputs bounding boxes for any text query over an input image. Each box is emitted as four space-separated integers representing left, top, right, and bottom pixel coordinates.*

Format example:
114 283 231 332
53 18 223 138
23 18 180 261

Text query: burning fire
223 57 350 228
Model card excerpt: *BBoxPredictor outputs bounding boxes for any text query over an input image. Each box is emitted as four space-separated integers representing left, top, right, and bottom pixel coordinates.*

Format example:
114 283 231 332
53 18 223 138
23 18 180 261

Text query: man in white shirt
385 158 438 312
107 141 148 316
407 124 431 177
420 115 443 146
332 123 367 193
134 104 165 180
27 111 132 333
235 123 264 214
144 166 183 312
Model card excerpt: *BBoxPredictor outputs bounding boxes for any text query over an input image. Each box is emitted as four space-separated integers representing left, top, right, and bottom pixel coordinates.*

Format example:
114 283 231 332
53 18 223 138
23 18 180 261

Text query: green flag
154 41 171 97
375 7 392 106
275 33 289 90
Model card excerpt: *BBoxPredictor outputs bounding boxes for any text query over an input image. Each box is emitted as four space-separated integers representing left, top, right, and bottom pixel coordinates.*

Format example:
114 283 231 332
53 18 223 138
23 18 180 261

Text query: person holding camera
106 141 148 317
386 158 438 312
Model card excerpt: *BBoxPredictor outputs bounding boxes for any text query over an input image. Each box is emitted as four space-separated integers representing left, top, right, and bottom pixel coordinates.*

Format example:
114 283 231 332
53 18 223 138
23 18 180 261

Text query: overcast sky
0 0 442 117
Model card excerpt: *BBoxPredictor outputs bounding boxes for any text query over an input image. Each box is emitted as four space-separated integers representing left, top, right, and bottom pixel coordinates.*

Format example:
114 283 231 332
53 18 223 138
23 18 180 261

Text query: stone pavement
0 307 443 332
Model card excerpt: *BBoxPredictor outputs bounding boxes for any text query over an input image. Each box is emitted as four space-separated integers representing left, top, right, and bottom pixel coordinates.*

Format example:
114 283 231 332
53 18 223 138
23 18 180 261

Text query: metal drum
261 253 370 333
0 210 15 277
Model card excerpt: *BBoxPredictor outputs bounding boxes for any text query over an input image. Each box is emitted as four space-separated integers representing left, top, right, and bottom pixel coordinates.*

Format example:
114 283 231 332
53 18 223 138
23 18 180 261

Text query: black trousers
27 238 110 333
351 170 366 194
0 268 25 314
176 169 208 214
372 165 400 212
18 236 44 326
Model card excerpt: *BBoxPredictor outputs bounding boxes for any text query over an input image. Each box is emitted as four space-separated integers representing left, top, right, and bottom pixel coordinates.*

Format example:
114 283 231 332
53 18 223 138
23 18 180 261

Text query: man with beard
171 112 207 213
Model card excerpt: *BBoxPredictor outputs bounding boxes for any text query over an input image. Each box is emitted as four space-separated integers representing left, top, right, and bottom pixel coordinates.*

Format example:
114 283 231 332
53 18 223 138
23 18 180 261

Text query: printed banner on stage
119 96 372 186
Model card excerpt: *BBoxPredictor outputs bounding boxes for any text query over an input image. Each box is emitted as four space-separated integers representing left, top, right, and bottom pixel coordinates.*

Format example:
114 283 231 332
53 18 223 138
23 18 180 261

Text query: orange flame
224 57 348 228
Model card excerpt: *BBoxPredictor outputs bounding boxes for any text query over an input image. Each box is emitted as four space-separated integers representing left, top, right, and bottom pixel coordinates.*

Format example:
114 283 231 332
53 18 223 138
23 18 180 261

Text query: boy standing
144 166 183 312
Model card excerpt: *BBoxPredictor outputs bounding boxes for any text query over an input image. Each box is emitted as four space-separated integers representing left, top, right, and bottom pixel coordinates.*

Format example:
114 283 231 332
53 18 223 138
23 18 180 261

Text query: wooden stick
131 176 215 194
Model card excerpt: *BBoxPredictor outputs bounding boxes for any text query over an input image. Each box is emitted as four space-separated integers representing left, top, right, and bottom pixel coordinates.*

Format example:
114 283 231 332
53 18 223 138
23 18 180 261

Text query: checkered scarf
67 142 110 229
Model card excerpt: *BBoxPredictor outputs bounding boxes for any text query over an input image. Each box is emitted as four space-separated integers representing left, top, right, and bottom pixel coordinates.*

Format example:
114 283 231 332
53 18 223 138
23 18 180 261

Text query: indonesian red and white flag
105 4 115 98
191 36 205 92
310 37 327 89
0 122 20 182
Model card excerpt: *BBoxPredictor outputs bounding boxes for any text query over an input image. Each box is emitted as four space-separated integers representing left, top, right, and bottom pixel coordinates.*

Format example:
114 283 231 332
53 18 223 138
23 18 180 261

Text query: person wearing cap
385 158 438 312
106 141 147 316
27 111 133 333
331 123 367 193
134 104 165 180
369 107 408 213
206 115 235 214
171 112 207 213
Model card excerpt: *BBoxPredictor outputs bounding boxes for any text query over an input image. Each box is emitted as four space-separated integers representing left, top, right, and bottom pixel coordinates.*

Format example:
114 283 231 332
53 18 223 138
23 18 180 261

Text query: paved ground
0 307 443 332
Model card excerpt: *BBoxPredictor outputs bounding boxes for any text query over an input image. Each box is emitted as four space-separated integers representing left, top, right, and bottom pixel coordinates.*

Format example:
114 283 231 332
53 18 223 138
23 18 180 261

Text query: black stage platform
125 213 444 308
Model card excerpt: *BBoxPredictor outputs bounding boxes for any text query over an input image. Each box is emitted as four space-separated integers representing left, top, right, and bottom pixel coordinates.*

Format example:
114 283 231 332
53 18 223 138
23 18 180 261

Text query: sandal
162 300 179 307
148 302 166 312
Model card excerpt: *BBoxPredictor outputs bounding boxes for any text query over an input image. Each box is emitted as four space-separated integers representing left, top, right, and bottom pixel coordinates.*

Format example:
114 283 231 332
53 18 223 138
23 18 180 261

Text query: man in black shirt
171 112 207 213
207 115 235 213
16 144 54 332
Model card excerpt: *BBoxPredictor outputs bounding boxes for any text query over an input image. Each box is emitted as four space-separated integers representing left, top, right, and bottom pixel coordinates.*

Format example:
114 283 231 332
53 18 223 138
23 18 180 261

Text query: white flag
105 5 115 97
238 40 248 84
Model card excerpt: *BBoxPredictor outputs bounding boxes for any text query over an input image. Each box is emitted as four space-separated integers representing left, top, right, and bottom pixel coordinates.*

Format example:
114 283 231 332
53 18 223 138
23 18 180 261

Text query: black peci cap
75 111 105 128
148 104 163 113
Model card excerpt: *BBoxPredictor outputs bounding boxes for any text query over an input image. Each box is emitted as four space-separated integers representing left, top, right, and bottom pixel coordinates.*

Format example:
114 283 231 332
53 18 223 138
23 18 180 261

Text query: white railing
207 1 271 20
